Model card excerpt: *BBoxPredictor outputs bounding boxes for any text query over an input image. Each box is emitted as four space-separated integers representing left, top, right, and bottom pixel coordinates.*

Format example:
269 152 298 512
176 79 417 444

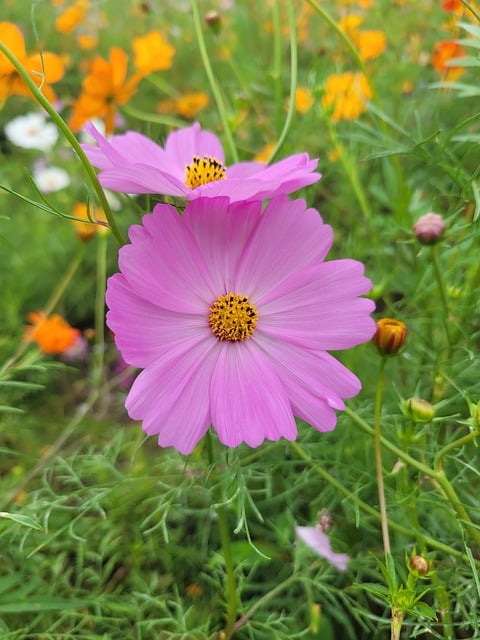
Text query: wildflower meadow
2 0 480 638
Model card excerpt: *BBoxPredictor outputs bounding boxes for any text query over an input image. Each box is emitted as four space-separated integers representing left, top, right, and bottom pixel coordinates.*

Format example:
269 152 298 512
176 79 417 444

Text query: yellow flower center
209 293 258 341
185 155 226 189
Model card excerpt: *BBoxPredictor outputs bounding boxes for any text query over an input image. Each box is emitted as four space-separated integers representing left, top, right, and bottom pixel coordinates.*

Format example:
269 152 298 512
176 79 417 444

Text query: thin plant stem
0 42 124 246
374 357 391 555
268 0 297 163
206 435 238 638
434 430 480 472
91 234 108 389
191 0 238 163
431 244 452 347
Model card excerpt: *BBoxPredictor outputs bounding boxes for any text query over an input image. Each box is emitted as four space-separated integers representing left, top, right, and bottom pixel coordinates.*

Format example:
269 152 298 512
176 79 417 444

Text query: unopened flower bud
408 554 430 577
373 318 408 357
413 212 446 245
403 397 436 423
205 10 222 33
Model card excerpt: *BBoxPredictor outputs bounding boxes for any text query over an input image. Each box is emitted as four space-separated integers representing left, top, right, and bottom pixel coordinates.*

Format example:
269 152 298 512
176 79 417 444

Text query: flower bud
413 212 446 245
373 318 408 357
205 10 222 33
403 397 435 423
408 554 430 577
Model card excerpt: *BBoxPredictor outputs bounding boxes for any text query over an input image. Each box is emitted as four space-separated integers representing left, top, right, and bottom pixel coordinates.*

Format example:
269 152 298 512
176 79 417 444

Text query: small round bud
205 10 222 33
403 397 436 423
408 554 430 577
413 212 446 245
373 318 408 357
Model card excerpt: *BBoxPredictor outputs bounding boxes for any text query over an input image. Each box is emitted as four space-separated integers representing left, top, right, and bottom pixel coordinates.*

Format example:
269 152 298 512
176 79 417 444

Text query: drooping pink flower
106 195 375 454
82 122 321 202
296 526 350 572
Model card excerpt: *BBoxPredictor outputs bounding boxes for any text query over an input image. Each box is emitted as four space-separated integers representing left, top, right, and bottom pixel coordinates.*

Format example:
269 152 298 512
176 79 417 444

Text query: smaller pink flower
82 121 321 203
296 525 350 572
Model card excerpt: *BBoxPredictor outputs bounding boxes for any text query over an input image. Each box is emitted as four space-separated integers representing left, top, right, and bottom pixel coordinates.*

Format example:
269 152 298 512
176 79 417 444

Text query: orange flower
132 31 175 74
340 16 386 61
69 47 142 134
293 86 314 114
55 0 89 34
157 91 209 119
76 34 98 51
431 40 465 81
254 142 276 163
0 21 64 103
71 201 109 241
25 312 81 355
373 318 408 357
322 72 372 121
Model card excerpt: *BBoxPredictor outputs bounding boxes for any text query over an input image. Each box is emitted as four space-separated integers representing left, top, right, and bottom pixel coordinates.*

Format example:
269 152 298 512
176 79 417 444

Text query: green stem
289 441 466 561
431 244 452 347
191 0 238 163
374 358 391 555
268 0 297 163
345 407 480 549
434 430 480 472
91 234 108 389
206 435 238 638
0 42 124 246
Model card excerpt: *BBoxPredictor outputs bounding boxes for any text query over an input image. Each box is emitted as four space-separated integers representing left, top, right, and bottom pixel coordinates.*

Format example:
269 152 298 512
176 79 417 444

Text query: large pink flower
106 195 375 454
82 122 321 202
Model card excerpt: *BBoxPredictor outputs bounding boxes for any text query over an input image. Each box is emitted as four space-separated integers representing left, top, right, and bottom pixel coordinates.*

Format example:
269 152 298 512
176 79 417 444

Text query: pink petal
97 164 187 196
210 341 297 448
106 273 211 368
118 204 217 313
165 122 225 175
296 526 350 572
126 339 220 455
235 196 333 299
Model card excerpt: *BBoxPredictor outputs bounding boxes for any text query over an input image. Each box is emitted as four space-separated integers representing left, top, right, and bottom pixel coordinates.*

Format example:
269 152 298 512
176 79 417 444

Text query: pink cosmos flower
106 195 375 454
82 122 321 202
296 526 350 572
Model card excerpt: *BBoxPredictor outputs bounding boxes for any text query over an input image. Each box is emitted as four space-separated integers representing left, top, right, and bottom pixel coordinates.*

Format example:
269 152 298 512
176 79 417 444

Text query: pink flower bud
413 212 446 245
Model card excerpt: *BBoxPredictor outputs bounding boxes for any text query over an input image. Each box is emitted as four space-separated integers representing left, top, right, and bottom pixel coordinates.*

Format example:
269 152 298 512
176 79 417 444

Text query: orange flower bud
373 318 407 356
408 554 430 577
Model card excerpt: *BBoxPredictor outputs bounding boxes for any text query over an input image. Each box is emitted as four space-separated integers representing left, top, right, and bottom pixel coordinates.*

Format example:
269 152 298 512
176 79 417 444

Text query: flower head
33 165 70 193
106 195 375 454
82 122 321 202
132 31 175 74
431 41 466 81
5 112 58 150
71 201 109 241
413 212 446 245
322 72 372 122
25 312 81 355
68 47 142 134
0 21 64 103
373 317 407 357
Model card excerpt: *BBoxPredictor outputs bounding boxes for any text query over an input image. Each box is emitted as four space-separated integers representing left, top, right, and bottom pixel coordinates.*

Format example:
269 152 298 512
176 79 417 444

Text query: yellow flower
340 16 386 61
25 312 81 355
373 318 408 357
322 72 372 121
0 21 64 103
293 86 314 114
55 0 89 34
69 47 142 134
76 33 98 50
157 92 209 119
132 31 175 74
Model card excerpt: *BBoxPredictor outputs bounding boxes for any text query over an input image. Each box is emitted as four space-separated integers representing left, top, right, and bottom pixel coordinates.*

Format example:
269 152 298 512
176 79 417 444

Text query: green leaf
0 597 87 613
0 512 43 531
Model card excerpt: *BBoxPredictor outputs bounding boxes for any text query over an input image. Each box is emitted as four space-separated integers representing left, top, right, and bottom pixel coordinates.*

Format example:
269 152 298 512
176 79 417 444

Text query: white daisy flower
33 166 70 193
5 113 59 151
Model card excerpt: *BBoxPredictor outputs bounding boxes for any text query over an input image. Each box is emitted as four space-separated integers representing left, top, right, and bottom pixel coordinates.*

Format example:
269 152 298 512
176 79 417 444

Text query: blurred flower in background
5 112 59 150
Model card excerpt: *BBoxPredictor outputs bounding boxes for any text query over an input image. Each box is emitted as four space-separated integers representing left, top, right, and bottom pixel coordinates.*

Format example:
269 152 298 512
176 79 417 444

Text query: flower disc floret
106 195 375 454
185 155 226 189
209 293 258 341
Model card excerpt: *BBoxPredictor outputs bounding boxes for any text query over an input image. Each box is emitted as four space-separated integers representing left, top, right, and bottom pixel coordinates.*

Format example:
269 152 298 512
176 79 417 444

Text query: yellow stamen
209 293 258 341
185 155 226 189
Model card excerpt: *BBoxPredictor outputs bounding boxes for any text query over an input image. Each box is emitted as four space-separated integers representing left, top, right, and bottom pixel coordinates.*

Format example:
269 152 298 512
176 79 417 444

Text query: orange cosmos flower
71 201 109 242
340 16 387 61
157 91 209 119
69 47 142 134
293 86 314 114
0 21 65 103
25 311 81 355
132 31 175 74
373 318 408 357
431 40 466 81
55 0 89 34
322 72 372 121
